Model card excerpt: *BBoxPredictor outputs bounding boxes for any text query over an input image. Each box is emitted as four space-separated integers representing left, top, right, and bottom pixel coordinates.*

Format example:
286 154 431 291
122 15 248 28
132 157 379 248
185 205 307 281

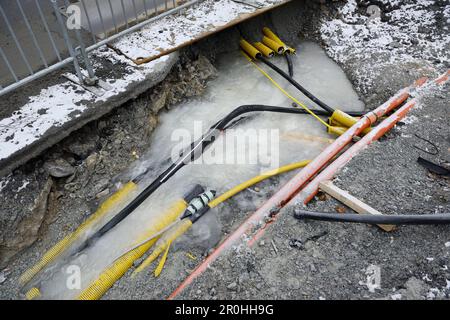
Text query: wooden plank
319 180 395 232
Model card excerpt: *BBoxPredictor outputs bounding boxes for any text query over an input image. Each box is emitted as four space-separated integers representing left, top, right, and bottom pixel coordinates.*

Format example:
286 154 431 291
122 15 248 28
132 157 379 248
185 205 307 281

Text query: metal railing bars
0 0 201 97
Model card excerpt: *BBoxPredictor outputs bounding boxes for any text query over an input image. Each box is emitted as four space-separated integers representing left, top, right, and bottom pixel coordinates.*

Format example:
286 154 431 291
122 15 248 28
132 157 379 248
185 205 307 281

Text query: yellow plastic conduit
20 182 138 286
77 161 312 298
253 42 275 58
239 39 261 60
76 198 188 300
262 36 284 54
77 237 159 300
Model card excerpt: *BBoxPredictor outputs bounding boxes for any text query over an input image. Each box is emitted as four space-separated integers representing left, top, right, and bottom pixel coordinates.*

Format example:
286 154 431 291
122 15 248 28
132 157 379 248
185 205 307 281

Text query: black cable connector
285 54 294 77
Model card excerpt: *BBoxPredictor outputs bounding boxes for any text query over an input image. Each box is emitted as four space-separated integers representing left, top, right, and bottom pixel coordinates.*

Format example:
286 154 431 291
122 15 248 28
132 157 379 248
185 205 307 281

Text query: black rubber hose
74 104 364 254
294 210 450 225
285 54 294 77
259 57 335 114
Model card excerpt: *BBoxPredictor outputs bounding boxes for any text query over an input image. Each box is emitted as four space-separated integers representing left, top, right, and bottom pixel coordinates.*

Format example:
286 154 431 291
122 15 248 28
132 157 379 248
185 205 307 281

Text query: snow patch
16 180 30 192
320 0 449 94
391 293 402 300
112 0 286 60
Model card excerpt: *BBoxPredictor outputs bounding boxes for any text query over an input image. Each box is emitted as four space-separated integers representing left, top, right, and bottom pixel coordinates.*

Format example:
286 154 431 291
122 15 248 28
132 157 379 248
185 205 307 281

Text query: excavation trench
2 0 448 301
24 35 366 298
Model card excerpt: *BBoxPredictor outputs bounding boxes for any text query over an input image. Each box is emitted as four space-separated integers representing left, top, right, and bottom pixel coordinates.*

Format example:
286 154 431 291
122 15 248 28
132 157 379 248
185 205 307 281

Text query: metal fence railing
0 0 200 97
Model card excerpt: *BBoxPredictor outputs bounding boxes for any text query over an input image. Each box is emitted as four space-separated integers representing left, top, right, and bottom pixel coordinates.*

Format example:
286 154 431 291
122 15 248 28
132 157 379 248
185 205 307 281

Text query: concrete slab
0 50 179 178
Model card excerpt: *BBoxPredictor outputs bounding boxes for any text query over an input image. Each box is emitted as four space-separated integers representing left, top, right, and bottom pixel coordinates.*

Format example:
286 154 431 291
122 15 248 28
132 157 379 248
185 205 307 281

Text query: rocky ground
0 0 449 299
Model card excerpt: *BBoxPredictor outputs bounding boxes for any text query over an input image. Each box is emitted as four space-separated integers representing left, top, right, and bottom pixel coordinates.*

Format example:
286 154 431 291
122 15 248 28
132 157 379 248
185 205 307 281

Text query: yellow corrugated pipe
77 237 159 300
20 182 138 286
239 39 261 60
131 200 189 247
76 198 188 300
132 160 311 277
25 287 41 300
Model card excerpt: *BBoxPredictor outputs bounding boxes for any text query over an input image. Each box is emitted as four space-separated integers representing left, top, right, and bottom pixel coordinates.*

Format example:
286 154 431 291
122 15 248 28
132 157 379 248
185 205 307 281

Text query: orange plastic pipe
168 77 428 300
294 70 450 205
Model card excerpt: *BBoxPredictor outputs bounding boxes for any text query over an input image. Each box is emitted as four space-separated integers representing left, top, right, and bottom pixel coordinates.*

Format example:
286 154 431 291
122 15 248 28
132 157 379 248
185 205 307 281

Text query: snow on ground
0 0 287 167
320 0 450 94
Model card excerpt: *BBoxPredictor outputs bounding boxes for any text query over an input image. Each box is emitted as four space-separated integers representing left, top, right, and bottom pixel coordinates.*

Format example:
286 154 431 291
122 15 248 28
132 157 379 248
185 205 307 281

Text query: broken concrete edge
0 52 179 179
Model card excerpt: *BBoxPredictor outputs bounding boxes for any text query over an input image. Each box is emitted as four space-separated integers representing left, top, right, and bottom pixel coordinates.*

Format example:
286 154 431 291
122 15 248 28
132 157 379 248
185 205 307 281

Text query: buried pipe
248 73 448 245
167 77 426 299
294 210 450 225
74 161 312 300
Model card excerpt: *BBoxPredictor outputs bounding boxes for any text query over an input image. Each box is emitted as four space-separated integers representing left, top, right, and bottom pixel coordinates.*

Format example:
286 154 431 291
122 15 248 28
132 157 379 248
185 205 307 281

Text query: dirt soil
0 0 449 300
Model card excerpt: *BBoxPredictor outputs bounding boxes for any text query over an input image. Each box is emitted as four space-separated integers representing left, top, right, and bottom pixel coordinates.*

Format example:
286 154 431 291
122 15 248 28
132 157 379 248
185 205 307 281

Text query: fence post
51 0 85 85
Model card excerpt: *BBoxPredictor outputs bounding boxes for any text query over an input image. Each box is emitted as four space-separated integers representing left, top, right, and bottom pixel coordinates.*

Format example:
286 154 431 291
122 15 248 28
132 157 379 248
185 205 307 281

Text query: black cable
74 104 365 255
285 54 294 77
294 209 450 225
259 56 335 114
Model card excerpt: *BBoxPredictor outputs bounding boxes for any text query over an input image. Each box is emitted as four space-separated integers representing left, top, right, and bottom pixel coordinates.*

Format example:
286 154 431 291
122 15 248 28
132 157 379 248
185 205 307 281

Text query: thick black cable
285 54 294 77
295 210 450 225
259 57 335 114
74 105 364 254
